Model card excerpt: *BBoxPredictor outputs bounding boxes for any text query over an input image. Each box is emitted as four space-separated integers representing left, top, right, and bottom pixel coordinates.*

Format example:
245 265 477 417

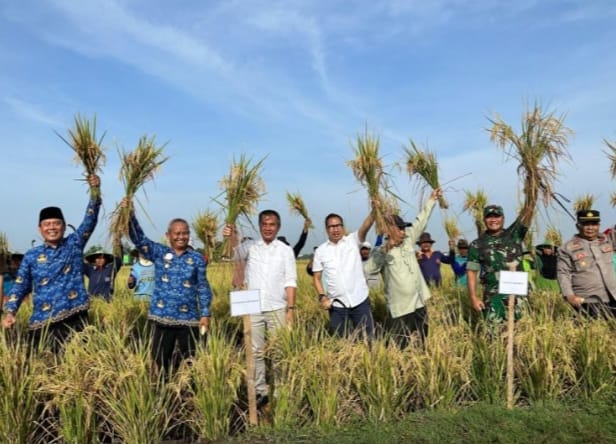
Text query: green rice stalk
178 321 243 441
404 139 448 208
192 210 219 260
573 194 595 212
286 191 313 228
443 218 461 240
488 103 572 226
463 189 488 237
57 114 106 199
218 154 267 257
110 135 169 256
348 127 398 233
0 336 46 443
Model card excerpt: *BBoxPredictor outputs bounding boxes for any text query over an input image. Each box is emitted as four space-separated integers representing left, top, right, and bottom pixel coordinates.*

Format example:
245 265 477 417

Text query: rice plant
404 139 448 209
110 135 169 255
57 114 106 199
286 191 313 228
193 209 219 260
488 103 572 226
573 194 595 212
178 320 243 441
463 188 488 237
348 127 398 234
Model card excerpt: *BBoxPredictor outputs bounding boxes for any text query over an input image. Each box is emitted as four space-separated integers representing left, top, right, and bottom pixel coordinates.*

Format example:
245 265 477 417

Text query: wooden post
506 263 517 410
243 314 258 425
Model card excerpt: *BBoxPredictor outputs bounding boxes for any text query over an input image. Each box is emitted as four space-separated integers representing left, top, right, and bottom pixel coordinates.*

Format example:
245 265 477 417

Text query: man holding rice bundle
365 188 442 348
312 211 375 339
223 209 297 409
125 199 212 374
1 175 101 353
467 203 533 322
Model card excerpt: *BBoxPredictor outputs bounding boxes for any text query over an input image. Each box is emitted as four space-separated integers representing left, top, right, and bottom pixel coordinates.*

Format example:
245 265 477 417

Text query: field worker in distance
416 232 454 287
364 188 442 349
534 241 559 291
557 210 616 318
127 249 156 300
450 239 470 288
360 241 381 289
223 209 297 410
1 175 102 354
125 198 212 374
467 200 535 323
312 210 375 340
83 249 122 302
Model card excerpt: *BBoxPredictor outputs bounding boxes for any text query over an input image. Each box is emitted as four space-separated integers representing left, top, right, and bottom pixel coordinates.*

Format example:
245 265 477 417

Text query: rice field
2 262 616 443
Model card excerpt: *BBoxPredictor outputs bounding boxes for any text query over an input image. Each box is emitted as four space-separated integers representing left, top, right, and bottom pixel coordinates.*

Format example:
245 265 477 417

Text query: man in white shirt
312 211 375 339
225 209 297 409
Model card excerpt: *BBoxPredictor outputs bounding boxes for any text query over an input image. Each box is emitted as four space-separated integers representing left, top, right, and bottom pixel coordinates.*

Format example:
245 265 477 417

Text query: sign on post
230 289 262 316
230 289 262 425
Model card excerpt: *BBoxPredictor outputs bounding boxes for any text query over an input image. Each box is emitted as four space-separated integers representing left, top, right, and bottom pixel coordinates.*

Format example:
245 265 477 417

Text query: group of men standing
2 174 616 413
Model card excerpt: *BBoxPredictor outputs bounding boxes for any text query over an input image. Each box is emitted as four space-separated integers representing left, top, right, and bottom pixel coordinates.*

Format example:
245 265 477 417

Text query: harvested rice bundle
404 140 448 209
443 217 461 240
347 128 397 233
286 192 313 228
219 155 266 257
572 194 595 213
57 114 106 198
544 225 562 248
110 135 169 255
463 189 488 237
193 210 219 260
488 104 572 226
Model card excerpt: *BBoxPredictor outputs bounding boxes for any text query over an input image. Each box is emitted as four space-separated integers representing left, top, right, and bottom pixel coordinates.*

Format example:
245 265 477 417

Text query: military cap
577 209 600 223
483 204 504 218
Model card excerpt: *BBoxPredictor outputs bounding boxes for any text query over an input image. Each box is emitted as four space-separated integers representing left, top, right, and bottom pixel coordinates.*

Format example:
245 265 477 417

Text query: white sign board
498 271 529 296
230 289 262 316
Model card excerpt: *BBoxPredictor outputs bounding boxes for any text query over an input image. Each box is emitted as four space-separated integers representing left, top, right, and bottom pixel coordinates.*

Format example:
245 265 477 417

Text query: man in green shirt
364 188 442 348
467 203 534 322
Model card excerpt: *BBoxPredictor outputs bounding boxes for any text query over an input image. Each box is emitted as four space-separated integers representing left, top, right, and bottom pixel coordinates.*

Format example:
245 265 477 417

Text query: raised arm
357 212 375 243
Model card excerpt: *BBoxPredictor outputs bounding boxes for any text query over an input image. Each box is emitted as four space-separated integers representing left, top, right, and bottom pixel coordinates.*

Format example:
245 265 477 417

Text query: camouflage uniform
467 218 528 321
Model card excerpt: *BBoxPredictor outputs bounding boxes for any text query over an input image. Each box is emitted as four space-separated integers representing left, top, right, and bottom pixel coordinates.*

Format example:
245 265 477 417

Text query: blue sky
1 0 615 254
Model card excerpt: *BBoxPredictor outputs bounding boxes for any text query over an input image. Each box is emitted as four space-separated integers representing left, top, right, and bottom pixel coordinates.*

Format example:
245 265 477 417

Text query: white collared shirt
312 231 369 308
241 238 297 312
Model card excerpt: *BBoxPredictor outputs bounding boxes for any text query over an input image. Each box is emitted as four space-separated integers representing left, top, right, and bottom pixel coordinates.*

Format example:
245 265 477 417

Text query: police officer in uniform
557 210 616 318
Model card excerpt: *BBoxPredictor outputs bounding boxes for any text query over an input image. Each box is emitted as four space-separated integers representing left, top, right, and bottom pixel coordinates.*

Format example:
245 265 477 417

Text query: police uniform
557 210 616 315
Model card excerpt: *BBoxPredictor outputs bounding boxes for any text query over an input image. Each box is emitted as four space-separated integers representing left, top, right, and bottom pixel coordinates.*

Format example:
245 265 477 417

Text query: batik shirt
4 198 101 329
129 215 212 326
467 218 528 300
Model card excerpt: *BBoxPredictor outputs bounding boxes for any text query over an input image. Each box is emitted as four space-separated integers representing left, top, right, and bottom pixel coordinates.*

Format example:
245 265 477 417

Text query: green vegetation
3 262 616 442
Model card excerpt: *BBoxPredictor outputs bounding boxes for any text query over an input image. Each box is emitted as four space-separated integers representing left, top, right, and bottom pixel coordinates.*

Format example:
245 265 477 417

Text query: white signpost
230 289 262 425
499 269 529 409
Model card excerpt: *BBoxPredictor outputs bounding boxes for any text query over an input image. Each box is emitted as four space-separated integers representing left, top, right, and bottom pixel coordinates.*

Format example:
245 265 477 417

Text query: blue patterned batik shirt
4 197 101 329
129 215 212 326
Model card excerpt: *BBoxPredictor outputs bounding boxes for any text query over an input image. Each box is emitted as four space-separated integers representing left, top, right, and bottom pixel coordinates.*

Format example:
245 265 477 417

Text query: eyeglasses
326 223 343 229
580 221 599 226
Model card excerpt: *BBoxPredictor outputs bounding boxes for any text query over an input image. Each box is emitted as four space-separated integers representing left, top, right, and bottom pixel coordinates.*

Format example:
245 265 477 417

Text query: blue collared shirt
129 215 213 326
4 197 101 329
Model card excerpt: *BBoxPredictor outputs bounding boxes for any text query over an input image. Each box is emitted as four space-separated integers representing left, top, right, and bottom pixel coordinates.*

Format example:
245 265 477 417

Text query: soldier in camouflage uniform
466 204 532 322
557 210 616 318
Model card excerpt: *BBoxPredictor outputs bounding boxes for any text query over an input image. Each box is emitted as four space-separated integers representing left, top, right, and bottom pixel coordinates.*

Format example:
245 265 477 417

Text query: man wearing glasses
312 212 375 339
557 210 616 318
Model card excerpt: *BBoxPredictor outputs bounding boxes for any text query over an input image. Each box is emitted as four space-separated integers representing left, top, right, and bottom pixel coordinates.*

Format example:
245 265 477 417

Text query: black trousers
28 310 89 355
150 321 199 374
386 306 428 350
